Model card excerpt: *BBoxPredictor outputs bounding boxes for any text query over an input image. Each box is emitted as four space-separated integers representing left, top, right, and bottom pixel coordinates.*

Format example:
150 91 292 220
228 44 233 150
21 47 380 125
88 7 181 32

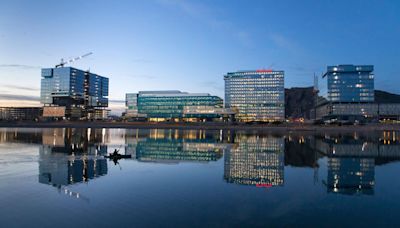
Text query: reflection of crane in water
56 186 90 203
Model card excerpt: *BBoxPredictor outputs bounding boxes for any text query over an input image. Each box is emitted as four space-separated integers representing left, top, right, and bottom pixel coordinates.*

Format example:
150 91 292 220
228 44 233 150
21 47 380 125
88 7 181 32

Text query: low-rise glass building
0 107 42 121
126 91 228 121
224 70 285 122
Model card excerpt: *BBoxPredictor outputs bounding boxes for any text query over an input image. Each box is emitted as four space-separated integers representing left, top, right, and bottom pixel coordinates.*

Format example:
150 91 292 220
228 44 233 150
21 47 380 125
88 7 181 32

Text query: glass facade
319 65 374 104
41 67 85 104
125 93 139 117
40 67 109 114
85 72 109 107
0 107 42 120
136 91 223 119
224 70 285 122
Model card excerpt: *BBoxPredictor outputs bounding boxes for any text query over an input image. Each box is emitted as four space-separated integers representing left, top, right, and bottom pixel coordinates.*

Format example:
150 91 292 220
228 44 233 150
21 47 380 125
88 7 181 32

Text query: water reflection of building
285 135 322 168
314 131 400 195
224 135 285 187
39 146 108 187
328 157 374 195
130 129 226 163
0 129 42 144
38 128 110 187
41 128 109 155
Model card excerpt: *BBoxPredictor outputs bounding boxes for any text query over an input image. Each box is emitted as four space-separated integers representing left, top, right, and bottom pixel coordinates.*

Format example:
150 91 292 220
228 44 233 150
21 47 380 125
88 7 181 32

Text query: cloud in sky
1 85 40 92
109 99 125 103
0 64 41 69
0 94 40 101
0 94 40 107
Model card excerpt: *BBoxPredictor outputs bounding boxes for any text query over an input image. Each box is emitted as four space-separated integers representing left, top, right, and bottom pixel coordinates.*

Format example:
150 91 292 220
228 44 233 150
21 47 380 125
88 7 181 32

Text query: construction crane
55 52 93 68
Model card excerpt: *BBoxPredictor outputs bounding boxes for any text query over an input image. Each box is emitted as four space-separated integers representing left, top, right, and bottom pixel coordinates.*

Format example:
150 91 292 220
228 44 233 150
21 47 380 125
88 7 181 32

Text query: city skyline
1 0 400 114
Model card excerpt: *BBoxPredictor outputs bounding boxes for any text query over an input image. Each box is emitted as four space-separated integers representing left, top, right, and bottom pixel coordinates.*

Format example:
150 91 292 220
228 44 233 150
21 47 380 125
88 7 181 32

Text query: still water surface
0 128 400 227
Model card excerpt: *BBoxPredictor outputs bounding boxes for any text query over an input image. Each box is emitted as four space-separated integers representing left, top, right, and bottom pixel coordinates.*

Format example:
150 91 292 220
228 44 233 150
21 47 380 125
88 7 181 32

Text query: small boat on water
105 153 132 159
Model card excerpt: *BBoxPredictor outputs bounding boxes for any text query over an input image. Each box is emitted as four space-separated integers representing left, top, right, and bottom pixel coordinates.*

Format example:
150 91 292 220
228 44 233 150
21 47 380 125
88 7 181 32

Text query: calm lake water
0 128 400 227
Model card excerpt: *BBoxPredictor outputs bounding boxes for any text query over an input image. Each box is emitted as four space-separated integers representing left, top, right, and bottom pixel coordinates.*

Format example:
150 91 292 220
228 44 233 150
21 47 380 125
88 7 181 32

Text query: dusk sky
1 0 399 113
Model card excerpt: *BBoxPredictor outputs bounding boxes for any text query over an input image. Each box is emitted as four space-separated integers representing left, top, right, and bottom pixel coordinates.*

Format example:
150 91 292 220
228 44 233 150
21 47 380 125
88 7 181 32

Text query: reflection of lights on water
61 187 85 201
256 183 273 188
362 142 367 151
87 128 91 141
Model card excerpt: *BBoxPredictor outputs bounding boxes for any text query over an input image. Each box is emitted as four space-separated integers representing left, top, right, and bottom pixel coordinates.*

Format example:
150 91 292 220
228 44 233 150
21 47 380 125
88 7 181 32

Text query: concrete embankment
0 121 400 133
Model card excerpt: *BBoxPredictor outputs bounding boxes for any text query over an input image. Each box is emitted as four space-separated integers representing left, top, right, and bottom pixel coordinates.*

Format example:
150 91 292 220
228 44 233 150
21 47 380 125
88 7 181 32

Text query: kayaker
113 149 119 156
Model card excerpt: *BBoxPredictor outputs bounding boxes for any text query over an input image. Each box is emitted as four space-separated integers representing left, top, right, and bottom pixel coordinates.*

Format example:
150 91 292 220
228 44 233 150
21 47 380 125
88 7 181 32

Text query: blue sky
1 0 399 113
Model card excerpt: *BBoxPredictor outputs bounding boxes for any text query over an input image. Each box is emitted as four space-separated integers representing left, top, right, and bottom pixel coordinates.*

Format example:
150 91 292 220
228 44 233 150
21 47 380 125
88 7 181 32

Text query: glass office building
224 70 285 122
41 67 109 118
0 107 42 121
316 65 375 121
85 72 109 107
135 91 224 120
125 93 140 117
319 65 374 104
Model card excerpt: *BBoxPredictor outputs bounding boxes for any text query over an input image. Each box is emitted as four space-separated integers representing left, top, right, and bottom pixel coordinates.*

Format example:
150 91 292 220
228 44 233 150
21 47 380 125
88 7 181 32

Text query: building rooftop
225 70 284 77
138 90 212 97
323 65 374 77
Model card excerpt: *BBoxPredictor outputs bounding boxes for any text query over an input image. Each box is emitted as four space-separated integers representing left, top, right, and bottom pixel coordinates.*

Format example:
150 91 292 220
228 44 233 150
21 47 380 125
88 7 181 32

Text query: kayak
105 154 132 159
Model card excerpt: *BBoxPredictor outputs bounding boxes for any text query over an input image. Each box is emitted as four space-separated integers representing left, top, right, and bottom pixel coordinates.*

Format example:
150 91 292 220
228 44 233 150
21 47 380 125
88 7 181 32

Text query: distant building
0 107 42 121
324 65 374 103
40 67 109 119
316 65 400 122
126 91 234 121
224 70 285 122
125 93 140 117
316 65 374 121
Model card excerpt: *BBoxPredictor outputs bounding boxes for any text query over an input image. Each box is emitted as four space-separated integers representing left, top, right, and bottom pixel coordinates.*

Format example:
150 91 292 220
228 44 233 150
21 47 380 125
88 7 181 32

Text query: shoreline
0 121 400 132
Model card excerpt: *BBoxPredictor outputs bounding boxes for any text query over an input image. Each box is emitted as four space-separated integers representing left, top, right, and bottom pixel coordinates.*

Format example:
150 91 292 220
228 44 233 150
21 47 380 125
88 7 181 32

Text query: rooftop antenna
313 73 319 93
55 52 93 68
312 73 320 120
